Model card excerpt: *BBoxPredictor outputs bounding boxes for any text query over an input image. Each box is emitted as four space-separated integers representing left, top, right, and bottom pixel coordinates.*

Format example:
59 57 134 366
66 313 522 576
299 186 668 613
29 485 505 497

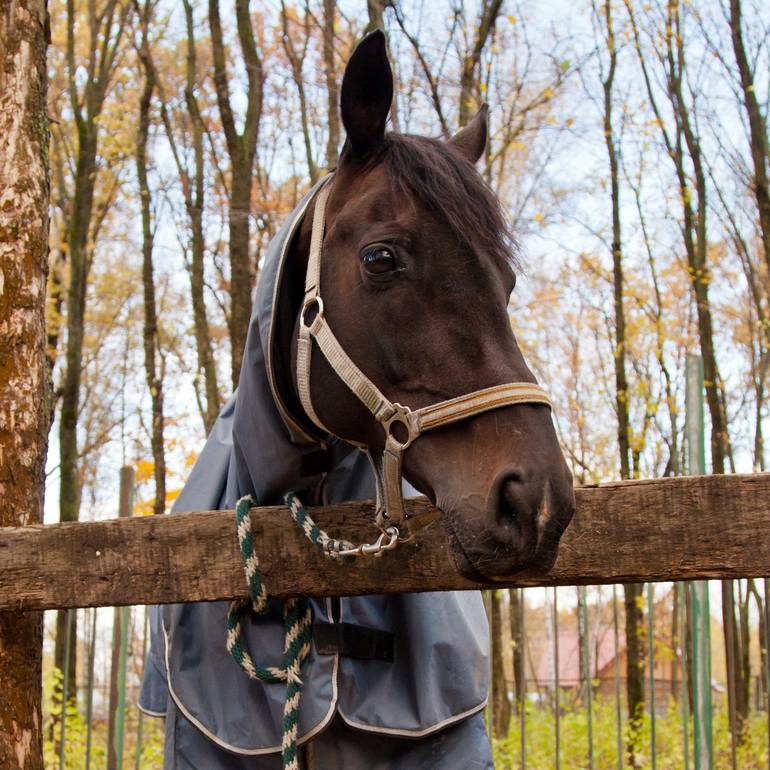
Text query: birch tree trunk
0 1 49 766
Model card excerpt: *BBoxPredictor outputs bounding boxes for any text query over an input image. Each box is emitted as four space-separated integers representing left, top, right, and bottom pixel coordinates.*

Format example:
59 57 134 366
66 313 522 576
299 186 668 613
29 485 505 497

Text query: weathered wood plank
1 473 769 611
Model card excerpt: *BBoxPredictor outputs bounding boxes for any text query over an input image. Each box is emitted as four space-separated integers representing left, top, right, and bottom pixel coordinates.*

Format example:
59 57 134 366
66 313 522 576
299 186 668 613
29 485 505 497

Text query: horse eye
362 246 396 275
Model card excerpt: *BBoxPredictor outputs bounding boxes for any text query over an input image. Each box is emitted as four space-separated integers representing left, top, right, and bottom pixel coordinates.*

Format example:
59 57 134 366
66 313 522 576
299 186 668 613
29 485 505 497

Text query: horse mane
378 133 518 271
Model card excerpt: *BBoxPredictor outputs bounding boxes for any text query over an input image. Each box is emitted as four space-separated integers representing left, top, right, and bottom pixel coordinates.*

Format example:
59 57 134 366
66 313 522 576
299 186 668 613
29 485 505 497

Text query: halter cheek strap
296 176 552 534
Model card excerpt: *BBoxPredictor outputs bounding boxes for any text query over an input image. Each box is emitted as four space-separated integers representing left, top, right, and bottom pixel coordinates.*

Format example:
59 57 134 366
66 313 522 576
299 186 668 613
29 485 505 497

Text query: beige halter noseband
296 177 552 536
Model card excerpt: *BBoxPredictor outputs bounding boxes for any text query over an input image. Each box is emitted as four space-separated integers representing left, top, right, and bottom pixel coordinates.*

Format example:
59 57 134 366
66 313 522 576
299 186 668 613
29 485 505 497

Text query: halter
296 176 552 537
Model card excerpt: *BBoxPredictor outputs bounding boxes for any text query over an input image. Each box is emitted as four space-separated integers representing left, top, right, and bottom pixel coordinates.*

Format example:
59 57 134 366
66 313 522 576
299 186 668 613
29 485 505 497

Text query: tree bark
602 0 629 483
671 584 680 702
209 0 262 389
665 0 744 741
625 0 731 474
322 0 340 167
45 145 68 430
458 0 503 127
750 581 768 705
55 0 131 700
490 589 511 738
509 588 525 714
136 0 165 515
280 0 317 183
664 0 729 473
738 584 750 726
729 0 770 278
158 0 220 432
623 584 645 766
106 467 133 769
0 2 49 767
601 2 645 761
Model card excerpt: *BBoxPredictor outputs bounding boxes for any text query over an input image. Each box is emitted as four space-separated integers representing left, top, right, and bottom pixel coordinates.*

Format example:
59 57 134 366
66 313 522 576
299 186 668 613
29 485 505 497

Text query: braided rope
226 493 355 769
284 490 356 557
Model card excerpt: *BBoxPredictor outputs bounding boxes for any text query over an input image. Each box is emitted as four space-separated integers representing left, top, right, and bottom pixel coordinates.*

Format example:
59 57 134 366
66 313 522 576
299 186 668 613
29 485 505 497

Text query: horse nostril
502 481 520 523
495 470 532 530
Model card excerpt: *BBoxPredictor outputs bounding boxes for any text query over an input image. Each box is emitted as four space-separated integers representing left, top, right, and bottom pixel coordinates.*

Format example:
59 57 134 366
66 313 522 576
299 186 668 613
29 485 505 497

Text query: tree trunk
601 0 629 483
601 2 645 761
322 0 340 168
490 589 511 739
729 0 770 277
577 586 591 706
0 2 49 767
750 581 768 706
738 584 751 728
280 1 317 183
55 125 97 694
162 0 220 433
209 0 262 390
106 468 133 769
136 1 165 515
665 2 745 742
671 584 680 702
624 583 645 766
55 0 131 701
509 588 525 714
457 0 503 127
228 168 255 387
667 2 747 743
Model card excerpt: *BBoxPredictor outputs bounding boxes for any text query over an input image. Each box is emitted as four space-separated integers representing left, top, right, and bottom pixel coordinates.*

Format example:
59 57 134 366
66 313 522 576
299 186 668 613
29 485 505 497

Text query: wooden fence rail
1 473 769 612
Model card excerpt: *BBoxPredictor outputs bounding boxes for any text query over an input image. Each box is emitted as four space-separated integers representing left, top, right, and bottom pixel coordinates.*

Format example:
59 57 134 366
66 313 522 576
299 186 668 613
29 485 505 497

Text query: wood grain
1 473 769 611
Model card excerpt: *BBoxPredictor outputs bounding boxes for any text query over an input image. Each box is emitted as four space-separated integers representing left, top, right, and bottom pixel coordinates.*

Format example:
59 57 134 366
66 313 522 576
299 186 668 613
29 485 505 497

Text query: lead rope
226 492 367 770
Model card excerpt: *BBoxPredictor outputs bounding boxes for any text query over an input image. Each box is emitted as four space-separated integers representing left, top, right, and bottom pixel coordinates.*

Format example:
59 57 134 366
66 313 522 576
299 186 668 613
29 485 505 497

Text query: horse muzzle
439 461 575 581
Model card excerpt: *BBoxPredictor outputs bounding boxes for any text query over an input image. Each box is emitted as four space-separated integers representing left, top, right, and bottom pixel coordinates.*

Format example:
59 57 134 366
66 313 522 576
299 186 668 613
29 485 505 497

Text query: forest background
31 0 770 766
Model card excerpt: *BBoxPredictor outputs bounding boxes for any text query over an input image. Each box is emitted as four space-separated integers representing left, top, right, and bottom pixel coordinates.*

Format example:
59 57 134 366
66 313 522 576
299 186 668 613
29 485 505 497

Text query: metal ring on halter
382 404 421 452
300 295 324 330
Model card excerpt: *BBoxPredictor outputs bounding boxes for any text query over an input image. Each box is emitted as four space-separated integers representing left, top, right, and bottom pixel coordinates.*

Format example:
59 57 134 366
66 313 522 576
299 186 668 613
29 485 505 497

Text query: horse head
284 31 575 581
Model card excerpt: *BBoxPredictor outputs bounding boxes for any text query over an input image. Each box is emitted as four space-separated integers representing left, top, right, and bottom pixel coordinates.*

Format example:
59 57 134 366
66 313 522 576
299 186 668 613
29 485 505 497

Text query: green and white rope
226 492 355 769
283 490 356 557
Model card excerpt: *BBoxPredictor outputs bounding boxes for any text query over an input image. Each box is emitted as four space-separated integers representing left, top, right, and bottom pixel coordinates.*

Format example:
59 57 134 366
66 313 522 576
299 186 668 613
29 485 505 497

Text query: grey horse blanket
138 185 493 768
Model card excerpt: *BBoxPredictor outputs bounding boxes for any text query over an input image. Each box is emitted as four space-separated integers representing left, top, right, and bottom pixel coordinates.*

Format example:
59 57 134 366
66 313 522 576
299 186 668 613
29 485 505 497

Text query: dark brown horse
280 31 575 582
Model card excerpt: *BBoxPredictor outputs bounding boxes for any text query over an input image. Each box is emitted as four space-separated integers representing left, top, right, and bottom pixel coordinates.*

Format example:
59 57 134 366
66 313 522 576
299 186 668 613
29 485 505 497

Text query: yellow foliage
135 459 155 484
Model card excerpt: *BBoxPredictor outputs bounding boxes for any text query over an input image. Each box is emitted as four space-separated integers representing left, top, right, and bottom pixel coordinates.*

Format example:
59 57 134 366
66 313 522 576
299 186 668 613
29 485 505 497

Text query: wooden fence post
0 1 50 768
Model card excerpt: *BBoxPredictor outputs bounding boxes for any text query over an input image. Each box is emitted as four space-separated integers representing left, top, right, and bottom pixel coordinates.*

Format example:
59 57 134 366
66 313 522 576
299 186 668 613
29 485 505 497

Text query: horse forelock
367 133 520 273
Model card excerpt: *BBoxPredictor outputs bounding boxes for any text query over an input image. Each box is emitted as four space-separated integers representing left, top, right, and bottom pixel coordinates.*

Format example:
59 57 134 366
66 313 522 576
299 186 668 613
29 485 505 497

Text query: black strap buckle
313 622 394 662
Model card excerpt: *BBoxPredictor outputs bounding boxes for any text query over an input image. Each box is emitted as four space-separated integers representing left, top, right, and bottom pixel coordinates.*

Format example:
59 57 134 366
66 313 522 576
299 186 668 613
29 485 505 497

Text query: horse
139 29 575 770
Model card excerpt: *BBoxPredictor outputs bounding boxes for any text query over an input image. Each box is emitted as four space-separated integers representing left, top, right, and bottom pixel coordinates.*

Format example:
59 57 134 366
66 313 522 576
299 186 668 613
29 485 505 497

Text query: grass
494 697 769 769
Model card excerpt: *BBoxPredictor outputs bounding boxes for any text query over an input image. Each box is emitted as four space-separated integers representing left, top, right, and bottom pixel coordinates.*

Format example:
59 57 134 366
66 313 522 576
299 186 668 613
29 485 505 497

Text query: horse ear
340 30 393 161
449 104 489 165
